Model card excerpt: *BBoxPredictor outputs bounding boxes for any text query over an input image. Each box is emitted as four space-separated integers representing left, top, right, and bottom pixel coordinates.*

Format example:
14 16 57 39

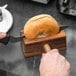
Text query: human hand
0 32 6 45
39 49 70 76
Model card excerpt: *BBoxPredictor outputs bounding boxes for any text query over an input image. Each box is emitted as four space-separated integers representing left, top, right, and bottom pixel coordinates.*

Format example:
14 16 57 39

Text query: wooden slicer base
20 30 66 57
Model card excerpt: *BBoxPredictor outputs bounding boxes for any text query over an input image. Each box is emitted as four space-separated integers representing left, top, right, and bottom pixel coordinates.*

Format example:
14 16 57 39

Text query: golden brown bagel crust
24 14 60 39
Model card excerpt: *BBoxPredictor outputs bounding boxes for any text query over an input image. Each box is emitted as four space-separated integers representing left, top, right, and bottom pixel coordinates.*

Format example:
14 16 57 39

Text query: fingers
0 32 6 46
41 49 59 61
41 49 60 66
0 32 6 39
49 49 59 54
40 49 71 76
42 49 59 57
65 59 71 71
42 49 70 71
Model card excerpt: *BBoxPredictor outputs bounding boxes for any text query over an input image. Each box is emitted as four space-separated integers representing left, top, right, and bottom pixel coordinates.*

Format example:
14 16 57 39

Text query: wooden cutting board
20 30 66 57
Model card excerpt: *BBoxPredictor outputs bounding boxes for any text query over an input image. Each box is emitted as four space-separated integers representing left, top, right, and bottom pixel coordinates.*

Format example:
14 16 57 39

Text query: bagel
24 14 60 39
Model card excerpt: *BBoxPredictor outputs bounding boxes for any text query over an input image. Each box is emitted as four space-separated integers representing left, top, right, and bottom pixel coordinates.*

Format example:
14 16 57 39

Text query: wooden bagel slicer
20 14 67 57
20 29 66 57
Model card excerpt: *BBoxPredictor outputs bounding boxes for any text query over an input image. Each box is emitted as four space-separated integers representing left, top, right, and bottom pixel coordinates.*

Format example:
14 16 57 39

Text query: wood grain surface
21 30 66 57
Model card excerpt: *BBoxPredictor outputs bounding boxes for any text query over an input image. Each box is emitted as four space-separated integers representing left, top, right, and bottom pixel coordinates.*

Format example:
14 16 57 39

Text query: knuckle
53 52 60 58
60 55 66 60
54 52 59 56
66 61 71 69
52 49 59 53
